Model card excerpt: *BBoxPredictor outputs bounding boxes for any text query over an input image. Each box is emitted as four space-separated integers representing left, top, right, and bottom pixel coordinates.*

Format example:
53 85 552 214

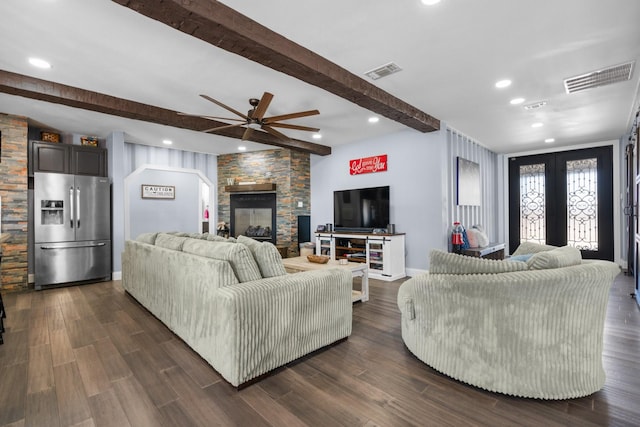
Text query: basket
81 136 99 146
307 254 330 264
41 132 60 143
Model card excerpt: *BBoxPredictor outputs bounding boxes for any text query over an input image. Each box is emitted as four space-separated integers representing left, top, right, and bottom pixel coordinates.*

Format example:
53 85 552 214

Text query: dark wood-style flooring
1 273 639 426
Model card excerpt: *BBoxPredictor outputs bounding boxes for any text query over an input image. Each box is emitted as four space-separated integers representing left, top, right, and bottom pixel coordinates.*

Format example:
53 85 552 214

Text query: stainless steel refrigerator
34 172 111 289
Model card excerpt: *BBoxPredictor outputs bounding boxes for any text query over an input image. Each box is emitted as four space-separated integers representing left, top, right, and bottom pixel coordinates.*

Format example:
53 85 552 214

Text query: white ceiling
1 0 639 155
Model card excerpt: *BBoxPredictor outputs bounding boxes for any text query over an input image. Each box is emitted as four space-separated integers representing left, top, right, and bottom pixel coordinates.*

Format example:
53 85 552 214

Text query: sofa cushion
155 233 188 251
136 232 159 245
206 234 230 242
237 235 287 278
182 239 262 283
526 245 582 270
512 241 558 256
429 250 528 274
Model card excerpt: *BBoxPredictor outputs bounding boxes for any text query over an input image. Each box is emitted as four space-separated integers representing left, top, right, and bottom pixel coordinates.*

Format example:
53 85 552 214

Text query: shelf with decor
315 232 405 281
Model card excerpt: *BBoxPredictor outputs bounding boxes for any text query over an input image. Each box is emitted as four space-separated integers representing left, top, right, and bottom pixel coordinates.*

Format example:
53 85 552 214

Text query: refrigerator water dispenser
40 200 64 225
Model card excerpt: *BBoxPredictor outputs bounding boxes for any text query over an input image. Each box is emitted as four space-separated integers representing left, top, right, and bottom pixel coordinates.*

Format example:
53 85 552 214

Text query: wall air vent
365 62 403 80
523 101 547 111
564 61 634 94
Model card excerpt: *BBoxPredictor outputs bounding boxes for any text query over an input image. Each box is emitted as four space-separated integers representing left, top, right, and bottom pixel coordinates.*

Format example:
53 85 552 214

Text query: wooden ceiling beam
112 0 440 133
0 69 331 156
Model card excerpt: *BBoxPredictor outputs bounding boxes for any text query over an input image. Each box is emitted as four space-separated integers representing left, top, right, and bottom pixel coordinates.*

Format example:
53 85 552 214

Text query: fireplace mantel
225 183 276 192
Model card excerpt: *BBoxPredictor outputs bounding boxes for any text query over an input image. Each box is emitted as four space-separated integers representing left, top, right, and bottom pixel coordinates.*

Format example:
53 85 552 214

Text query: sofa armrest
211 268 353 386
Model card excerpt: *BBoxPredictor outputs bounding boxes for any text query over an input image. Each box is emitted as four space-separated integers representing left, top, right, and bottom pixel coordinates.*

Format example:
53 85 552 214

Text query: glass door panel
519 163 546 245
566 158 598 251
509 147 613 260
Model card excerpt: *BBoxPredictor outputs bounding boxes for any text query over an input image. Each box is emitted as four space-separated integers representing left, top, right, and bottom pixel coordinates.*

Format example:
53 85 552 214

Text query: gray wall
310 128 446 275
310 126 500 275
126 169 200 239
108 134 218 275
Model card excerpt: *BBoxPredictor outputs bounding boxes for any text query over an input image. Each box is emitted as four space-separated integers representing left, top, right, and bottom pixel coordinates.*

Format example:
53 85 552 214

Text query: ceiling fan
180 92 320 141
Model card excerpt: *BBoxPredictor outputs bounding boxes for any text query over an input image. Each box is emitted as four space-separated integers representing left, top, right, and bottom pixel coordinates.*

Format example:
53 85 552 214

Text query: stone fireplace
217 149 311 257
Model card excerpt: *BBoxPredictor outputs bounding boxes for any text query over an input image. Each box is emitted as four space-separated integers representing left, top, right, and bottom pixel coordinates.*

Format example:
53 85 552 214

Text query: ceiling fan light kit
180 92 320 142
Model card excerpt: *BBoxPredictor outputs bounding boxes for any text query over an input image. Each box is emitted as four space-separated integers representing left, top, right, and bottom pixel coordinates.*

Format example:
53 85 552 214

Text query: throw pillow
466 229 479 248
526 245 582 270
155 233 188 251
136 232 159 245
471 225 489 247
512 241 557 256
509 253 534 262
182 239 262 283
429 250 528 274
206 234 230 242
237 235 287 278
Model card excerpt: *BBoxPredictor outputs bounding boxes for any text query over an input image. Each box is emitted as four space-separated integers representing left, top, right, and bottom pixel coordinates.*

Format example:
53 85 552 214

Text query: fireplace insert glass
230 193 277 244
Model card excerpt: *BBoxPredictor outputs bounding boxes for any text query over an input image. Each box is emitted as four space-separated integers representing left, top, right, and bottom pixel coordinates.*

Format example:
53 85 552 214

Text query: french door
508 146 613 260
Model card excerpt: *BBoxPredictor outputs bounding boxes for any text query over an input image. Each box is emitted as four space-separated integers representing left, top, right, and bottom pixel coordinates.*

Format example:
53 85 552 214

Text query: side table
461 242 505 260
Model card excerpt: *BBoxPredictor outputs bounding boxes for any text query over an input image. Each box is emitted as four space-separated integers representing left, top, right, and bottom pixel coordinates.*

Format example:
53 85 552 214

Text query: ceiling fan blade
203 123 246 133
262 125 291 141
200 94 250 120
252 92 274 120
242 127 254 141
267 122 320 132
178 112 245 122
264 109 320 123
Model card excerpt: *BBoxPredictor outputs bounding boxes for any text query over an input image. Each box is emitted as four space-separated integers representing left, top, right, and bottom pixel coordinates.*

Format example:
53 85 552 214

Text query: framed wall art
141 184 175 199
456 157 481 206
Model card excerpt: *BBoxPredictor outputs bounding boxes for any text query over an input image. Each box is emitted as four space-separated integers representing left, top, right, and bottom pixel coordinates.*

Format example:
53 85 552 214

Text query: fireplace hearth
230 193 277 244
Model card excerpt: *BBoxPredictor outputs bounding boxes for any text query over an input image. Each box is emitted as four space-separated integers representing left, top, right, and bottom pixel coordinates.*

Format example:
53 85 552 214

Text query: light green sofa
122 232 353 387
397 243 621 399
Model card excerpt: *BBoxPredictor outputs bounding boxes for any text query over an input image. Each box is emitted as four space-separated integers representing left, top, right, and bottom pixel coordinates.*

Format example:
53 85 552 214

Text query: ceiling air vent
523 101 547 111
365 62 402 80
564 61 634 94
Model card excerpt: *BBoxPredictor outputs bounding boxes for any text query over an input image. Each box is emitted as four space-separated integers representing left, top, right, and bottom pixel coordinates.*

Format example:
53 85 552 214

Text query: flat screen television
333 186 390 232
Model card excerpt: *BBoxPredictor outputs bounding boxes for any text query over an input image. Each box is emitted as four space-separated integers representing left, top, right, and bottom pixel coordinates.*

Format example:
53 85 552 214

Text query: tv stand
315 232 405 281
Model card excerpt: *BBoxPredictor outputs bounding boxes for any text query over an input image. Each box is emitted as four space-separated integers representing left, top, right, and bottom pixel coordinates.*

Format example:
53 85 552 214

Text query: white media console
315 232 406 281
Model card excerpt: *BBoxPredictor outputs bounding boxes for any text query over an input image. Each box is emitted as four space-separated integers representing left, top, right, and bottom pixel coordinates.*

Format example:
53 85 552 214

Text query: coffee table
282 256 369 302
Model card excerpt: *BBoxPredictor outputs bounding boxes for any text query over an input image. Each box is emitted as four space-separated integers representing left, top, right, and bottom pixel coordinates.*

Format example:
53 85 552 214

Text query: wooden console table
461 242 505 260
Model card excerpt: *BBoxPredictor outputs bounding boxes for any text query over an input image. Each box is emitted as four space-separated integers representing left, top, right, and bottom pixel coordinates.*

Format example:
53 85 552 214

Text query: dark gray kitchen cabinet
30 140 107 177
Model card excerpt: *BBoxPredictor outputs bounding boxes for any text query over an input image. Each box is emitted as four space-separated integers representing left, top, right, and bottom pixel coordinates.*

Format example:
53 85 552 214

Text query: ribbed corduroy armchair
397 243 620 399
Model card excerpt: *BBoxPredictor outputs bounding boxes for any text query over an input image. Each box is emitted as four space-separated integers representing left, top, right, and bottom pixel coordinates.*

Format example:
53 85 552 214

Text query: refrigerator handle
76 186 81 228
69 187 75 228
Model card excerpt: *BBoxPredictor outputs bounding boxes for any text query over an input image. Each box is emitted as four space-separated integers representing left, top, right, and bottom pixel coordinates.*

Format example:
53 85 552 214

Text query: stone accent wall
0 114 29 292
217 149 310 256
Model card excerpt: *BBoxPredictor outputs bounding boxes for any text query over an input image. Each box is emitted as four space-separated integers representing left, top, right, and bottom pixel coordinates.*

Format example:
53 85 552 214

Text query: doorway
508 146 613 260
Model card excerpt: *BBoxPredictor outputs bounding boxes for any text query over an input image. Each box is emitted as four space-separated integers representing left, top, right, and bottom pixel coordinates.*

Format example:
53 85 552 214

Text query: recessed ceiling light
238 146 247 151
544 138 555 143
312 133 322 140
495 79 512 89
510 98 525 105
368 116 380 123
421 0 441 5
162 139 172 145
28 57 51 69
531 122 544 128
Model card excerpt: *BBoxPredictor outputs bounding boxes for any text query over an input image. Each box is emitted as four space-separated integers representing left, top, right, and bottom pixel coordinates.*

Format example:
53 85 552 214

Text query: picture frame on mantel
456 157 481 206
